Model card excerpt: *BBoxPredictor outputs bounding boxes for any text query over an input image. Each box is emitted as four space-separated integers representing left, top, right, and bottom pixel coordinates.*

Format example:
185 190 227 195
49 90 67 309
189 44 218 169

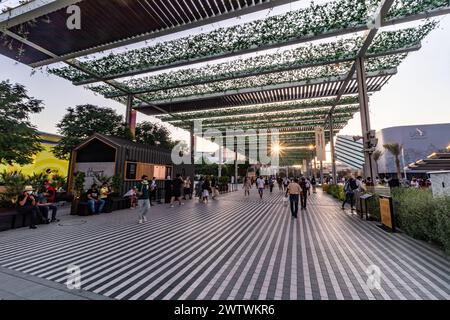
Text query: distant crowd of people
241 175 318 219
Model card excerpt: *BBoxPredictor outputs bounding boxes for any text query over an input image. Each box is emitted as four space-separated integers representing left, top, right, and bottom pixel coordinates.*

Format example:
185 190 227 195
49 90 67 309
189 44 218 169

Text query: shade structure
408 153 450 172
1 0 450 166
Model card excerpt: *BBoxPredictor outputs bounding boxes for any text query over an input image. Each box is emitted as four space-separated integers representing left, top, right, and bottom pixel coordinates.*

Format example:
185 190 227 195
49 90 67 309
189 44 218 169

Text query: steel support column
126 95 137 137
320 161 324 184
356 57 377 181
218 142 223 178
190 125 195 167
234 141 238 191
329 114 337 184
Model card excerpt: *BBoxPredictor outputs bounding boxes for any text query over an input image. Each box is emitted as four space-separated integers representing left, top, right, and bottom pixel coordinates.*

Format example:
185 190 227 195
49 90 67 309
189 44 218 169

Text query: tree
0 80 43 165
372 149 383 176
135 121 175 149
383 143 403 180
53 104 132 160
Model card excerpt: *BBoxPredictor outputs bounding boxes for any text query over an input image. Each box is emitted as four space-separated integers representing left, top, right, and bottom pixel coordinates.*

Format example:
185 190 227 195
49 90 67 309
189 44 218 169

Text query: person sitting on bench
37 186 60 223
87 184 105 215
17 186 39 229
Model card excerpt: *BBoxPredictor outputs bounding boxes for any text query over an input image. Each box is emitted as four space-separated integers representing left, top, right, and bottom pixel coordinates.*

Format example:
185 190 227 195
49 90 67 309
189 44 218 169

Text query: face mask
27 191 33 195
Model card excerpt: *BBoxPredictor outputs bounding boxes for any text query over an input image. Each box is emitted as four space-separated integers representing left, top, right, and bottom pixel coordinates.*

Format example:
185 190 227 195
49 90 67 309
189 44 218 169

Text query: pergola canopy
1 0 450 166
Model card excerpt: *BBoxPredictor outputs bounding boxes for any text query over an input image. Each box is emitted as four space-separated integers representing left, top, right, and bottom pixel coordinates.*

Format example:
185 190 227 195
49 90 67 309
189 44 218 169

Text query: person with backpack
269 176 274 193
342 177 358 211
299 177 309 210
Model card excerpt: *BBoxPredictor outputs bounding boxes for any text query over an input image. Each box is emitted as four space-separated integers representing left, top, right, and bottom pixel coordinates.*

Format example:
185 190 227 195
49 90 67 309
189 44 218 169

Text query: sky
1 0 450 154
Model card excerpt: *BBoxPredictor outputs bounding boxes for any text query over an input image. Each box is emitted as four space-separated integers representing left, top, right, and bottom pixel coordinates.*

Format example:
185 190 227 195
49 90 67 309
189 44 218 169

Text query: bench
73 198 131 216
0 207 51 231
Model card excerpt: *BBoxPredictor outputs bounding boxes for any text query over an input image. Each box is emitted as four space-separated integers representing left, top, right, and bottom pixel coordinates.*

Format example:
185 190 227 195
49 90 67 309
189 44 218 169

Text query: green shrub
326 186 450 255
0 171 27 207
388 188 449 255
326 184 345 201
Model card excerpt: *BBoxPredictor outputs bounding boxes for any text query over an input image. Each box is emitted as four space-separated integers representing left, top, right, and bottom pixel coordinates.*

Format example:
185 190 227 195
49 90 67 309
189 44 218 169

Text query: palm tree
372 149 383 176
383 143 403 180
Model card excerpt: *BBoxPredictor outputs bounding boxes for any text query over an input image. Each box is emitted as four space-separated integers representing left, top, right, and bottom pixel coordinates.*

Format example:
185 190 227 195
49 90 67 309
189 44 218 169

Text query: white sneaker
138 219 143 224
170 204 174 208
143 216 147 222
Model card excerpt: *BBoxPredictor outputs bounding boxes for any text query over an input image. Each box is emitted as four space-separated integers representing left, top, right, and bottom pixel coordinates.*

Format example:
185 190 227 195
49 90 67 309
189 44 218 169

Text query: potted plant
0 171 27 212
71 171 86 215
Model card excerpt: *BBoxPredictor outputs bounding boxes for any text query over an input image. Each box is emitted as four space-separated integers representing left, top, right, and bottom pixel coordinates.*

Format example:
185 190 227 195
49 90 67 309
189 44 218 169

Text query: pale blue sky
1 0 449 147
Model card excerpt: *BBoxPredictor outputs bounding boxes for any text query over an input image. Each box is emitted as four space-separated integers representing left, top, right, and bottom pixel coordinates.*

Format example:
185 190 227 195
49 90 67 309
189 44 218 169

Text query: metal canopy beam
0 28 185 123
44 5 450 81
141 70 395 107
0 0 82 29
89 45 419 94
27 0 295 67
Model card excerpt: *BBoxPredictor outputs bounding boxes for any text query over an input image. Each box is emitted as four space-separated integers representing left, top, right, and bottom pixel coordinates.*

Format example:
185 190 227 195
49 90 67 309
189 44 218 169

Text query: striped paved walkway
0 189 448 300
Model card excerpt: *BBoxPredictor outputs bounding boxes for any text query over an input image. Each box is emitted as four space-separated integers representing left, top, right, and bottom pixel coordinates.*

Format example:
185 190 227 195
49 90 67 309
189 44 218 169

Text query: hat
24 186 34 192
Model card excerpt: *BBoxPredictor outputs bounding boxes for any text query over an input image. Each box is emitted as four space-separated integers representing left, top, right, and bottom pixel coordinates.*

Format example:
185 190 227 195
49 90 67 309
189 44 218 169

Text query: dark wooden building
68 133 194 195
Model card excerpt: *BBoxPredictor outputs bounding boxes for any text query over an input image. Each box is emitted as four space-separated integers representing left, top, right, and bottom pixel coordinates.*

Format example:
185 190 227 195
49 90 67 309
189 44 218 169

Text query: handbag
282 196 289 207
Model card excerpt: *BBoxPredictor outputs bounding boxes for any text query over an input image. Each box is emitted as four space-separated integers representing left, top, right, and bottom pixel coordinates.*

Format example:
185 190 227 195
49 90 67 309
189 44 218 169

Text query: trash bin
359 193 373 220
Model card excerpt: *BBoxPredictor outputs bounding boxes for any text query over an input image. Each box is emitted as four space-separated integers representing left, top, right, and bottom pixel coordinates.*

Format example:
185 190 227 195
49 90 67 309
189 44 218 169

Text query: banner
315 127 326 162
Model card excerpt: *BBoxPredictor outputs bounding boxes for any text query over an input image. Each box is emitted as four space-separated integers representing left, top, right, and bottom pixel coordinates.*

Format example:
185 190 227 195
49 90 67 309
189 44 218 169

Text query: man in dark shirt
170 174 184 207
17 186 39 229
299 177 309 209
87 184 105 214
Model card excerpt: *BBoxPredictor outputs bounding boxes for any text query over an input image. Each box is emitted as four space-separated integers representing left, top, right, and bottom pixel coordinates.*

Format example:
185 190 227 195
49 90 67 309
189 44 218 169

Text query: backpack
349 179 358 191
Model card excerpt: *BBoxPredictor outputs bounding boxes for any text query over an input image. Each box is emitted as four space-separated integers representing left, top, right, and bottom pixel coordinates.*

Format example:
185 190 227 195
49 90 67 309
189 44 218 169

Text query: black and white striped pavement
0 189 449 300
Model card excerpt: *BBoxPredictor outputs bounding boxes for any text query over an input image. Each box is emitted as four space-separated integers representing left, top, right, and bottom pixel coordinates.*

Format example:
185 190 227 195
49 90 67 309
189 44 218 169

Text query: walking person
183 176 192 200
299 177 309 210
277 177 283 192
170 174 184 207
269 176 274 193
306 178 311 196
286 178 301 219
342 177 358 211
311 176 317 194
136 175 151 224
164 176 172 204
150 177 157 205
196 177 204 202
282 176 290 192
243 177 251 197
202 177 211 203
256 176 265 199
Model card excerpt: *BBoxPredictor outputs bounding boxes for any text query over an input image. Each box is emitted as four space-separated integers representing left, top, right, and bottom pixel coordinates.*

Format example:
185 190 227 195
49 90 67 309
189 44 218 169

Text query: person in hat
17 186 40 229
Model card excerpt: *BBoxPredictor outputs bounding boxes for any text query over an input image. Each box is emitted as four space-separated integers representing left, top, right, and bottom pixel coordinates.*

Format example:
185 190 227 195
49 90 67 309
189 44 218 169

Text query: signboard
428 171 450 198
315 127 326 161
74 162 115 190
379 195 395 232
